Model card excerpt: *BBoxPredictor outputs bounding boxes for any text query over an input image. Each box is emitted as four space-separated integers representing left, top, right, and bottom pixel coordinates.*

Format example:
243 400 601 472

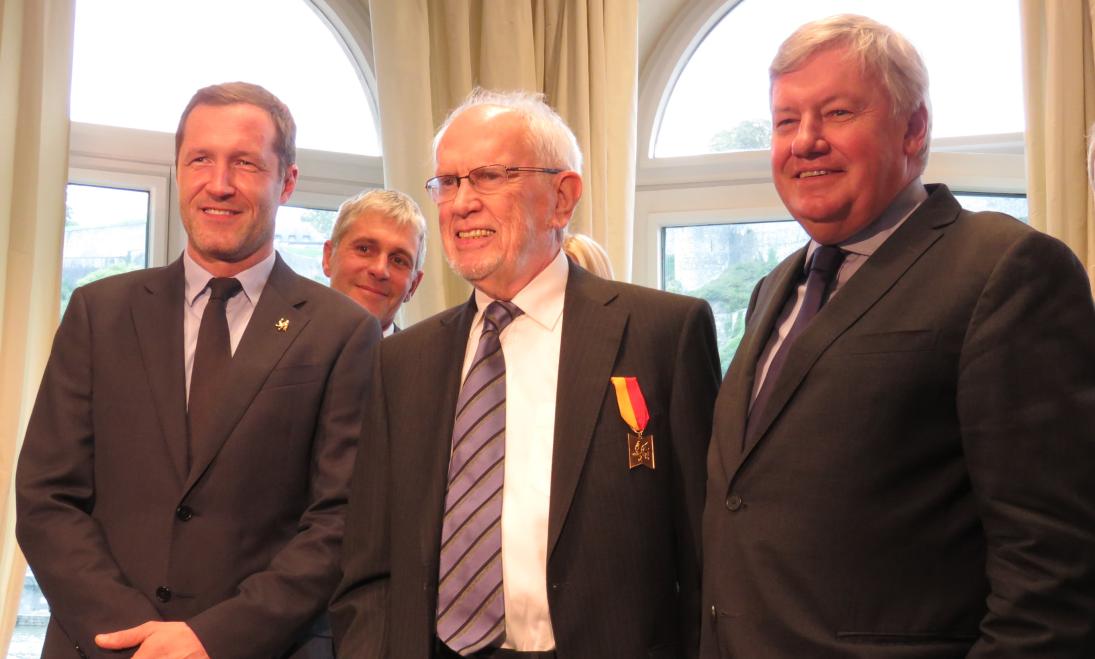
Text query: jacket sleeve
16 288 163 657
959 231 1095 656
330 343 390 658
670 298 723 658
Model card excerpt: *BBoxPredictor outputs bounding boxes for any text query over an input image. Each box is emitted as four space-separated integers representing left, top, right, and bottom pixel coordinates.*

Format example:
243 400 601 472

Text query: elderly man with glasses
331 88 722 659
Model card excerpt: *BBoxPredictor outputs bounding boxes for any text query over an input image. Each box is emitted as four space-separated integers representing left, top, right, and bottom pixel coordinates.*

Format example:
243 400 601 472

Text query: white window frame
632 0 1027 289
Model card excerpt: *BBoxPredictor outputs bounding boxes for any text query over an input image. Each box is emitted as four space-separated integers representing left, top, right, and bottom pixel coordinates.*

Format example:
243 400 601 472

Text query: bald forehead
436 106 535 169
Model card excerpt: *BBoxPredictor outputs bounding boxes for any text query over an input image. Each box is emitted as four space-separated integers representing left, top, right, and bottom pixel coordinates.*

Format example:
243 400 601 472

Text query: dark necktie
436 300 523 656
747 245 846 434
187 277 243 468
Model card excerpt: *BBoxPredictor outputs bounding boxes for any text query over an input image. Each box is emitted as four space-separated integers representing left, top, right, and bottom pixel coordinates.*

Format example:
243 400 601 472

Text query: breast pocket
845 329 936 354
262 363 326 390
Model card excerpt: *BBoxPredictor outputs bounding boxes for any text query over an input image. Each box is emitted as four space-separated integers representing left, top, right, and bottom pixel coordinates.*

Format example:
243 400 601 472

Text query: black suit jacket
16 254 379 658
701 185 1095 657
331 261 721 658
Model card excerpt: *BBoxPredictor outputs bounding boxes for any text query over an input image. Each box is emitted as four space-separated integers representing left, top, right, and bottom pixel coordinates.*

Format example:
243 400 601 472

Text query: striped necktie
437 300 523 655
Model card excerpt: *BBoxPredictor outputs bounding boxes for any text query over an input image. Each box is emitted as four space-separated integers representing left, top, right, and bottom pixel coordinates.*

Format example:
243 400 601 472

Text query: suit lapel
547 265 628 558
132 260 189 484
715 247 805 481
185 256 310 490
419 300 477 566
729 187 961 486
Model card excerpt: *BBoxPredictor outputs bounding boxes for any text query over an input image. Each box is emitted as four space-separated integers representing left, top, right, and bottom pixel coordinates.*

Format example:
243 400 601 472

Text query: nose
365 254 390 280
448 176 482 217
206 163 235 197
791 115 828 158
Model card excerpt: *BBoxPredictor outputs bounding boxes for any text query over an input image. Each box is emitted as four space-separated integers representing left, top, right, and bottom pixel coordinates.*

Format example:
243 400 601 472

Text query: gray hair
771 14 932 161
433 87 583 172
330 189 428 271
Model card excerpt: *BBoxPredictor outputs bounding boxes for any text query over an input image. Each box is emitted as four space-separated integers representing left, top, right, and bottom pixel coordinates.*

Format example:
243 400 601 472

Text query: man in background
332 88 721 658
324 189 427 335
17 82 378 658
702 15 1095 658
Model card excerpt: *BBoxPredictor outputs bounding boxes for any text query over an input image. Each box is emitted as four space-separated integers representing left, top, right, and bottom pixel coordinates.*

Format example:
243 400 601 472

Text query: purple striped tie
437 300 523 655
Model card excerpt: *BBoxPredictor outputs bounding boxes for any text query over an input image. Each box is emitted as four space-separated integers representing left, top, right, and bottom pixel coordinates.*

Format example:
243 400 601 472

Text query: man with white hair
324 189 427 335
703 14 1095 658
332 88 721 658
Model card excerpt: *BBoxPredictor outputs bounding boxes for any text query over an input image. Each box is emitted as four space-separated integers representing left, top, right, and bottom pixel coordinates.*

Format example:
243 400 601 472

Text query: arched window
635 0 1027 370
10 1 380 652
653 0 1023 157
70 0 379 155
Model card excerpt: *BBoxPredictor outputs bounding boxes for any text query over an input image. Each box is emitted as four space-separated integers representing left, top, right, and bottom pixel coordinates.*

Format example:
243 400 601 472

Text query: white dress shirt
182 249 276 404
461 249 569 651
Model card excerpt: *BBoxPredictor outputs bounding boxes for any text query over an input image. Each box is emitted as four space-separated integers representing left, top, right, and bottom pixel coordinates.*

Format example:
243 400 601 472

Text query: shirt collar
472 249 568 332
805 177 927 269
183 248 277 307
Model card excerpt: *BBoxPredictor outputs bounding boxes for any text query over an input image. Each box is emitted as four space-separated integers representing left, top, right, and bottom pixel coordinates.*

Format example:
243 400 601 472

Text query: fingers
95 621 156 649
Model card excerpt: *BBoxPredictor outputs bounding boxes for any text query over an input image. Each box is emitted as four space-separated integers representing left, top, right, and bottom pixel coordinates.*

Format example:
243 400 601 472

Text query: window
70 0 380 156
635 0 1027 371
654 0 1023 157
61 184 151 312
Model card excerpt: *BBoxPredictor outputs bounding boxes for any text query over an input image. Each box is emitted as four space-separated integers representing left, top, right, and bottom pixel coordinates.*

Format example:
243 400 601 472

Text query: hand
95 621 209 659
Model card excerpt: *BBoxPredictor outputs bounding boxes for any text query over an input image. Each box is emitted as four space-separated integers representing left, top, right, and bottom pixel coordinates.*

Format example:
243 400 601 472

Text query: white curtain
1021 0 1095 288
370 0 638 319
0 0 75 653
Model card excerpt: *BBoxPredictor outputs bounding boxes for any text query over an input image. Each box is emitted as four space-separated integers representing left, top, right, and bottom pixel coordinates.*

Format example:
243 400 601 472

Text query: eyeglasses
424 164 563 203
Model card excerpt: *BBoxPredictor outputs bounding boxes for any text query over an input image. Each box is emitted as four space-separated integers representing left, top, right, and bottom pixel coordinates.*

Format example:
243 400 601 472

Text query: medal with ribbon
610 376 655 469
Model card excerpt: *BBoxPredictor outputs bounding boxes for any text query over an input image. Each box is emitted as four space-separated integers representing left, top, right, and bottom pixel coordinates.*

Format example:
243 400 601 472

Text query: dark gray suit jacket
702 185 1095 657
331 262 722 658
16 254 379 658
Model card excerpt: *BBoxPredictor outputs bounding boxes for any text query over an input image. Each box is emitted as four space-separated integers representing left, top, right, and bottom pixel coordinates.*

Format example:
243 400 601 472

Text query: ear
550 171 583 231
903 103 929 159
405 270 424 302
279 163 300 204
322 240 333 277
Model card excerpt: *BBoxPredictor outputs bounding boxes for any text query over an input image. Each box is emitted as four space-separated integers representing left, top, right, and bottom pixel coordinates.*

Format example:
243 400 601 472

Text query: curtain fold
1021 0 1095 288
371 0 638 321
0 0 75 653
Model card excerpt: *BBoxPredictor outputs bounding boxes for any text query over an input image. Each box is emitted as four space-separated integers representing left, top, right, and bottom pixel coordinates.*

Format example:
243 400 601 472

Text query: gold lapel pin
275 318 289 332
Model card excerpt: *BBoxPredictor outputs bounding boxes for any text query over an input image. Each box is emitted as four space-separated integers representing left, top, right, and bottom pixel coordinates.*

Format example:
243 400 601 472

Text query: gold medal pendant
627 432 655 470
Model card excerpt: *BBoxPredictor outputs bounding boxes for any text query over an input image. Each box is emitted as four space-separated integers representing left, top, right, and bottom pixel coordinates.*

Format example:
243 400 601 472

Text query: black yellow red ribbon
610 376 650 435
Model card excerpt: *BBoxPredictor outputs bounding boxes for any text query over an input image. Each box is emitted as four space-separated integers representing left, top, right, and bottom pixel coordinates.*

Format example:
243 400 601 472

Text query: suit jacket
16 254 380 658
701 185 1095 658
331 261 722 658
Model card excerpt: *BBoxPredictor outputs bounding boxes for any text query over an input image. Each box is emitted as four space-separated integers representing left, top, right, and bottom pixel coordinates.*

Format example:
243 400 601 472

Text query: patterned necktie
188 277 243 467
747 245 845 434
436 300 523 656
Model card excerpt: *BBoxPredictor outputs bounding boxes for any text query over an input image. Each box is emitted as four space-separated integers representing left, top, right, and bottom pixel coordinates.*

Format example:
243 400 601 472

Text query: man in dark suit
16 82 379 658
331 88 721 658
323 188 427 336
702 14 1095 658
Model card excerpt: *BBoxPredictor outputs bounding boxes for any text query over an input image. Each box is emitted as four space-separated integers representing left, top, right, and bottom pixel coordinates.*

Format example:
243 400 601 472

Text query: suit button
710 604 717 621
155 586 172 602
175 505 193 521
725 494 743 511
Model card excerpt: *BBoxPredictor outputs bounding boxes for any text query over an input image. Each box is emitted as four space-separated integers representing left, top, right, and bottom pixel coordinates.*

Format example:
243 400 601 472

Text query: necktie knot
207 277 243 302
482 300 522 335
809 245 846 281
